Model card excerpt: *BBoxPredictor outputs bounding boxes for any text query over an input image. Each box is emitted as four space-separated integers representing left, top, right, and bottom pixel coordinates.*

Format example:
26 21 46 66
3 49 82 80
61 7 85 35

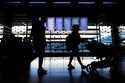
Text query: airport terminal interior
0 0 125 83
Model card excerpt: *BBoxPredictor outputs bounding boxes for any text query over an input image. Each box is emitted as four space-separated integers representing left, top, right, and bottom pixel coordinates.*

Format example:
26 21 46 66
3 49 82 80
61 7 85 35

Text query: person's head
72 24 80 32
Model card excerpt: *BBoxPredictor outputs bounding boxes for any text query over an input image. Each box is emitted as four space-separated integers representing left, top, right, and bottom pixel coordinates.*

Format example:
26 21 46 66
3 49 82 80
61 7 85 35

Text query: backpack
66 34 73 51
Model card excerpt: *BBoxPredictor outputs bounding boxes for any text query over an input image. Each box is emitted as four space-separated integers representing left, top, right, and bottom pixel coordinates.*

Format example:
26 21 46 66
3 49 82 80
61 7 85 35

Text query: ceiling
0 0 124 24
0 0 113 14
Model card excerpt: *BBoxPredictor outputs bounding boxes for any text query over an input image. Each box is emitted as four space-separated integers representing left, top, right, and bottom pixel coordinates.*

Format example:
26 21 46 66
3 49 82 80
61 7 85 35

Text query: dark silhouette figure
66 25 86 70
31 16 47 74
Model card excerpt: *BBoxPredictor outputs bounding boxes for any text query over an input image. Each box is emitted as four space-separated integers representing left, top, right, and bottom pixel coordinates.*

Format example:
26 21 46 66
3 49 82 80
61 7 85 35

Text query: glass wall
55 17 63 31
47 17 55 31
64 17 71 31
80 17 88 31
46 17 88 32
119 26 125 46
0 17 113 53
45 17 90 53
0 25 3 42
12 25 32 38
99 26 112 45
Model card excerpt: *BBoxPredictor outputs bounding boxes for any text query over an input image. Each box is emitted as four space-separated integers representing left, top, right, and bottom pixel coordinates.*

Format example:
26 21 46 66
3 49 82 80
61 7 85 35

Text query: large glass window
72 17 79 26
80 17 88 31
0 25 3 34
12 26 26 34
12 26 27 37
47 17 55 31
0 25 3 42
55 17 63 31
11 25 32 38
99 26 112 45
119 26 125 46
64 17 71 31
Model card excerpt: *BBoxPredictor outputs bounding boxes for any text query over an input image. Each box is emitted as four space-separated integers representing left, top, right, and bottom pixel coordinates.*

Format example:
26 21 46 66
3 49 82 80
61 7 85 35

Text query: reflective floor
29 57 111 83
1 56 125 83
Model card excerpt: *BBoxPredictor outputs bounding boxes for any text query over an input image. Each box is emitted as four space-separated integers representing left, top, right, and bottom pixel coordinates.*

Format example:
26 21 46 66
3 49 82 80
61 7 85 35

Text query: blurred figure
31 16 47 74
66 24 86 70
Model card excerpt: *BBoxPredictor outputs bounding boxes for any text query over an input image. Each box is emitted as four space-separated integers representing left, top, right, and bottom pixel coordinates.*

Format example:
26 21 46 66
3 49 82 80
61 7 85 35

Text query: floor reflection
29 57 111 83
30 57 98 76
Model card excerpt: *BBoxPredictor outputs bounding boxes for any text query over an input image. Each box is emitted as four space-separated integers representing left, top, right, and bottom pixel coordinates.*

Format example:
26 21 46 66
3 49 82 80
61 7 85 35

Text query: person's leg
68 49 75 69
76 56 86 69
39 54 43 69
77 56 83 66
74 49 86 69
68 56 75 69
68 56 73 66
38 48 47 74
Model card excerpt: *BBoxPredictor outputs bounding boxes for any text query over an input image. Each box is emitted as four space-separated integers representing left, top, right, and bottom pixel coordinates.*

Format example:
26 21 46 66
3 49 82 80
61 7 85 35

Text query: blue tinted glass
64 17 71 31
100 26 112 45
47 17 55 31
80 17 88 31
72 17 79 26
55 17 63 31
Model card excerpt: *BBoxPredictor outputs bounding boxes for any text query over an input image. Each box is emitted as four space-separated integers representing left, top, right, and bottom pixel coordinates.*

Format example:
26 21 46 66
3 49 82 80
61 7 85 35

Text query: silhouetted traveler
66 25 86 70
31 16 47 74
